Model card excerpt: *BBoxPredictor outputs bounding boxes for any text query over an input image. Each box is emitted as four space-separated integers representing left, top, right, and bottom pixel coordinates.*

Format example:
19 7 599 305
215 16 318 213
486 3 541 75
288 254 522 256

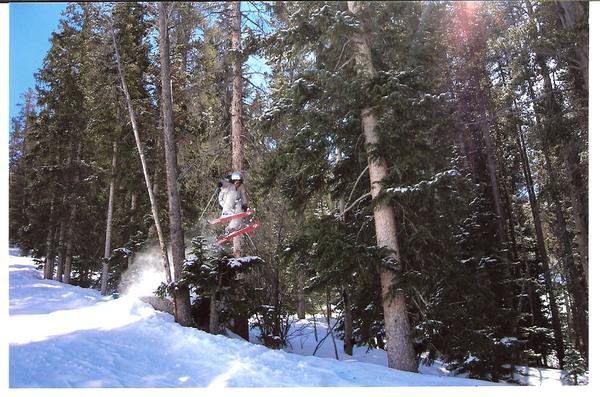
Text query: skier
217 171 249 234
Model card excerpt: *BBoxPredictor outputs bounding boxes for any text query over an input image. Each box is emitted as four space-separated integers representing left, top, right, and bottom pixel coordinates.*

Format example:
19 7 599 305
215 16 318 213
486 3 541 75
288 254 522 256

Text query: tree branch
337 192 371 220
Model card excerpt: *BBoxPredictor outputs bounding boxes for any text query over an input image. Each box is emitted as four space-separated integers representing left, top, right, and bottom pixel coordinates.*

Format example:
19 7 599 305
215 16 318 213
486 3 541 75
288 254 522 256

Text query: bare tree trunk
127 192 138 269
158 2 193 327
55 144 75 283
54 217 67 282
480 104 505 241
43 197 56 280
525 40 589 357
209 289 219 334
342 287 353 356
540 146 588 358
229 0 249 340
101 140 118 295
515 119 565 367
325 289 339 360
111 18 172 286
524 2 588 346
525 0 588 286
63 216 76 284
348 1 417 372
561 140 588 285
231 0 244 258
297 269 306 319
63 143 82 285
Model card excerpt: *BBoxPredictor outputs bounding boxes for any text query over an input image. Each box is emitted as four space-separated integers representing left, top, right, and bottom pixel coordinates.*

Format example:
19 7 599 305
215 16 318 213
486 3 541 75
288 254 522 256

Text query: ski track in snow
6 251 546 388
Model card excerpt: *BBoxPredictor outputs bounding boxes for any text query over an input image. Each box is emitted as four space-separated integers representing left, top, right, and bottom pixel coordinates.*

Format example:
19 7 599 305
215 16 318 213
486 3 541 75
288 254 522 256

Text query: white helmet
230 171 243 182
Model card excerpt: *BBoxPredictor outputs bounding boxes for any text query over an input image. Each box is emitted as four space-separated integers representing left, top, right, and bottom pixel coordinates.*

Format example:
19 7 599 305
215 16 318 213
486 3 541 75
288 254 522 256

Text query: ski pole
199 189 217 221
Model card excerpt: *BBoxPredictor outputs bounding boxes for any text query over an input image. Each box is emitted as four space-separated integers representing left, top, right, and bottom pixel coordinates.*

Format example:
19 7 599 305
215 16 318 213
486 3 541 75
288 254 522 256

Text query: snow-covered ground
5 249 576 388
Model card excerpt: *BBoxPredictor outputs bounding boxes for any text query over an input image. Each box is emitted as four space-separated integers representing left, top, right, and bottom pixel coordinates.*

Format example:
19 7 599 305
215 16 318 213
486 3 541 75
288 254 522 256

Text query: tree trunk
474 76 507 241
63 143 82 285
111 18 172 286
209 289 219 334
342 287 353 356
526 0 588 325
515 119 565 367
127 192 138 269
229 0 249 340
55 144 75 283
158 2 193 327
325 289 339 360
540 146 588 358
63 217 76 284
297 269 306 319
525 0 588 286
561 139 588 285
54 217 67 282
101 140 118 295
524 44 589 357
43 197 56 280
348 1 417 372
231 0 244 258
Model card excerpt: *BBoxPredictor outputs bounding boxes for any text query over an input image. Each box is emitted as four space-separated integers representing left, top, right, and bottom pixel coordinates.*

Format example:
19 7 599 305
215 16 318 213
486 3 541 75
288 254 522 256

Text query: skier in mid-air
217 171 249 234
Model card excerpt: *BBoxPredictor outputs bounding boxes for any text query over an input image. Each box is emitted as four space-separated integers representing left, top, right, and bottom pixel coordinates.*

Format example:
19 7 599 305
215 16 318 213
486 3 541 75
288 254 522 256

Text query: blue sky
9 2 66 121
7 2 271 122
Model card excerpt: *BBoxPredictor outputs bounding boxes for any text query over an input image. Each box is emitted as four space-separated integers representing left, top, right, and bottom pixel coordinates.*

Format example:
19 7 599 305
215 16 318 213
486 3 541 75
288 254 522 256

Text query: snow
5 250 582 389
228 256 262 268
387 169 460 196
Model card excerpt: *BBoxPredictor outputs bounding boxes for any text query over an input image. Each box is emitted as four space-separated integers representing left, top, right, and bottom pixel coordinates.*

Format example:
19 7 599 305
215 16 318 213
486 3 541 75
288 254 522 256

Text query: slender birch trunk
158 3 193 326
348 1 417 372
101 140 118 295
111 18 172 286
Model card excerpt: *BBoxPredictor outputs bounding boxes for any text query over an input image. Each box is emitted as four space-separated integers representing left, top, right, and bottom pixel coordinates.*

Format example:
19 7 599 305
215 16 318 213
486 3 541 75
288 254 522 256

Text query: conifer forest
8 1 589 383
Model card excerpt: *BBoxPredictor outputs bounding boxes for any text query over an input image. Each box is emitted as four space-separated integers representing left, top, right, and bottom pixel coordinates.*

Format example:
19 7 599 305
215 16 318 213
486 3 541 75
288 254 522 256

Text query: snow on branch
386 169 460 197
227 256 264 268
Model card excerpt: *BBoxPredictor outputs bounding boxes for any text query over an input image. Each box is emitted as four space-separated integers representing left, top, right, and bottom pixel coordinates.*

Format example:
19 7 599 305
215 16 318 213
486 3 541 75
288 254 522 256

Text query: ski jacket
218 179 248 214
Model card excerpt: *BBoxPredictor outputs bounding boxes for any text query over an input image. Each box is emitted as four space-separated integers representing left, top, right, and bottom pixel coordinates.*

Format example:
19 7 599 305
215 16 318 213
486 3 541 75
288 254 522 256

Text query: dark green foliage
158 236 263 330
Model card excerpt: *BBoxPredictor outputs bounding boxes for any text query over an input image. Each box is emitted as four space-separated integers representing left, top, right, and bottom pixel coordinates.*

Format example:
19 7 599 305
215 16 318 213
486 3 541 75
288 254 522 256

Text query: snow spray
118 245 172 298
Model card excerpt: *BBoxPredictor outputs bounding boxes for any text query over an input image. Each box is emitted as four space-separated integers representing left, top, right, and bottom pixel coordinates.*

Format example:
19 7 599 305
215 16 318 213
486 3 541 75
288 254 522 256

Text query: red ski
209 208 254 225
217 220 261 245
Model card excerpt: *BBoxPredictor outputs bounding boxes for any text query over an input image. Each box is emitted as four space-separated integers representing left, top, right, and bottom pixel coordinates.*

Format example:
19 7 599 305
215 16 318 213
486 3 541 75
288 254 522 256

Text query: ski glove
242 204 248 212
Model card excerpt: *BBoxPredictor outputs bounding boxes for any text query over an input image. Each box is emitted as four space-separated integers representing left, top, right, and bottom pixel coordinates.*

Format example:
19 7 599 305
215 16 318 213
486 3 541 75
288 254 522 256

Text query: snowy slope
5 251 536 387
253 317 578 385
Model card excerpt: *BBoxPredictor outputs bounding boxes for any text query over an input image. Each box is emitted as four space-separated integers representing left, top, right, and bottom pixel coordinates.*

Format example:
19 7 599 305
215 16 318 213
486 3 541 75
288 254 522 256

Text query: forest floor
6 248 577 389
